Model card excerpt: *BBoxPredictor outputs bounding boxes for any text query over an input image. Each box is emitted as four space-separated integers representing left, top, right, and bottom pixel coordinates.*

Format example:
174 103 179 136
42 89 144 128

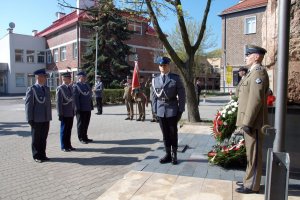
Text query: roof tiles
220 0 268 16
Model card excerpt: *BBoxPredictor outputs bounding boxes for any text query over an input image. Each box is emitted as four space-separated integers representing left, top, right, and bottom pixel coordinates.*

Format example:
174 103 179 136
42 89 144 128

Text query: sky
0 0 238 50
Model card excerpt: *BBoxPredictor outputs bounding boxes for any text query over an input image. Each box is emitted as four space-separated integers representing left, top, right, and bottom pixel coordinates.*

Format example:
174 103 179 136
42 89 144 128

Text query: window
73 42 78 59
245 16 256 34
128 20 142 35
60 46 66 61
46 50 52 64
53 48 58 63
26 50 35 63
15 73 25 87
37 51 45 63
15 49 24 62
129 48 137 61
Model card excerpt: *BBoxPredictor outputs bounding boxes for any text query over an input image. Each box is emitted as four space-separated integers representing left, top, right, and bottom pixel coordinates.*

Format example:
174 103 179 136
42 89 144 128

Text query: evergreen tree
82 0 134 86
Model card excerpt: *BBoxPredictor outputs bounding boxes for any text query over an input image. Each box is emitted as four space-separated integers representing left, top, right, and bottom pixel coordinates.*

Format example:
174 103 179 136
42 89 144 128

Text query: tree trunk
185 80 201 122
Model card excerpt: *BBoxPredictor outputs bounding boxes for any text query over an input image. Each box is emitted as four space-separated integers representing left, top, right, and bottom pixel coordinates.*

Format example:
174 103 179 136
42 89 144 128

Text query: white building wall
7 33 45 94
0 34 10 62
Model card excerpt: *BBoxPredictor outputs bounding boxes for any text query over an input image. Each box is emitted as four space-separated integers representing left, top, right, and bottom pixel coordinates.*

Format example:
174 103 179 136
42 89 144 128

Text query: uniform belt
158 97 177 102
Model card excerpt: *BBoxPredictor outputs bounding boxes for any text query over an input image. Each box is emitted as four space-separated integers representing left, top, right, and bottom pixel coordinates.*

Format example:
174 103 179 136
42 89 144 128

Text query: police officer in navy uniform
73 71 93 144
25 69 52 163
152 57 186 165
235 45 269 194
56 72 76 152
93 75 104 115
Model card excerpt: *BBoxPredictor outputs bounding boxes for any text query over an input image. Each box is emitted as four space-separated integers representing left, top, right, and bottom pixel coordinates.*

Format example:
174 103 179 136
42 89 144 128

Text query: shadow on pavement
49 156 139 165
75 147 152 154
0 122 31 137
92 138 160 145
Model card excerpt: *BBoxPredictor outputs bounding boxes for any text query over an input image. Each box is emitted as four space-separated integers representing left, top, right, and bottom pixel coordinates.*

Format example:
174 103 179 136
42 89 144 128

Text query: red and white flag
132 61 140 90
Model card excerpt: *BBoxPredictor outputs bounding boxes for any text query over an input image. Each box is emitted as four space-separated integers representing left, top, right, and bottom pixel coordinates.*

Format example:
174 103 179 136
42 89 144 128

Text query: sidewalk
96 125 300 200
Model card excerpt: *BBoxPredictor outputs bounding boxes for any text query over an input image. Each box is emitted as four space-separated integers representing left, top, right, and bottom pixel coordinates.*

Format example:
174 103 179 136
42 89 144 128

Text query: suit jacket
236 64 269 129
94 81 103 98
73 82 93 112
25 84 52 122
151 73 186 118
56 84 75 117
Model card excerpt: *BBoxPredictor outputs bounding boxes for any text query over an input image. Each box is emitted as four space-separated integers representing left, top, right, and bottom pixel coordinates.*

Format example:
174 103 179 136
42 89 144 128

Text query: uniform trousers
96 97 103 114
158 116 178 149
137 100 145 119
31 121 50 159
76 111 91 141
125 99 134 118
60 117 74 149
243 129 264 191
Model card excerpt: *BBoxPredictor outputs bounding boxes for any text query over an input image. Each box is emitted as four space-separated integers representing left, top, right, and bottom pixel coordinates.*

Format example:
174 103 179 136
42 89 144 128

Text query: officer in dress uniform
123 76 134 120
235 45 269 194
145 74 158 122
56 72 76 152
73 71 93 144
25 69 52 163
151 57 186 165
93 75 104 115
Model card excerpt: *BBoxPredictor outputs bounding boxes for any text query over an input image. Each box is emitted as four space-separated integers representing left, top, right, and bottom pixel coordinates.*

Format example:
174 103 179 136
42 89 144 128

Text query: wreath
208 96 247 168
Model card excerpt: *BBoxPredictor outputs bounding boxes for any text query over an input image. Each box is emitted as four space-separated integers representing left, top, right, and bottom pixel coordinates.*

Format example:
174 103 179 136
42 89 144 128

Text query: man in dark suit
151 57 186 165
93 75 104 115
56 72 75 152
25 68 52 163
73 71 93 144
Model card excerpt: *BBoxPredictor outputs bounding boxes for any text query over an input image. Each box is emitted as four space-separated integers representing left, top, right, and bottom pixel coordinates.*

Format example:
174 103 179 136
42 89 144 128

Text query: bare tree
132 0 212 122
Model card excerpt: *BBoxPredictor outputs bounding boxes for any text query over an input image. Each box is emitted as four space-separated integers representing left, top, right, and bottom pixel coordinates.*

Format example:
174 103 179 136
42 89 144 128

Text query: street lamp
93 26 99 83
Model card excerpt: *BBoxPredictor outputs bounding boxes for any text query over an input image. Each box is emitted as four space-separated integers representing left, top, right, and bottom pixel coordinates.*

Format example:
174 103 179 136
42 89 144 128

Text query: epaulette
255 66 262 71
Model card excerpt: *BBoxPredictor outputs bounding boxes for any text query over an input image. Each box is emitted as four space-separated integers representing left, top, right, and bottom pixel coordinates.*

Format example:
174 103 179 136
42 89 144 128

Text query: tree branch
193 0 211 53
145 0 184 68
175 0 192 53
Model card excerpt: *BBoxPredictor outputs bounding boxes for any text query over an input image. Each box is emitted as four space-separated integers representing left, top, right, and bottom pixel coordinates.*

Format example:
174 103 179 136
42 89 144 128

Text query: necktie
162 75 166 84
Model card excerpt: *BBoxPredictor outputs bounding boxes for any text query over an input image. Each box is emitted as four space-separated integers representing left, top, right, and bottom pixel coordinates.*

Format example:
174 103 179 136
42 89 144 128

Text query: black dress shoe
34 158 43 163
235 187 259 194
86 138 93 142
69 147 76 151
150 119 156 122
236 181 244 187
80 140 88 144
125 117 130 120
136 118 141 121
62 148 71 152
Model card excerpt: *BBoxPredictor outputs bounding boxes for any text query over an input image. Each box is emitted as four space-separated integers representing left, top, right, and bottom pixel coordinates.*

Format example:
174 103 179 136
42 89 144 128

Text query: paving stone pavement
0 96 229 200
0 98 164 200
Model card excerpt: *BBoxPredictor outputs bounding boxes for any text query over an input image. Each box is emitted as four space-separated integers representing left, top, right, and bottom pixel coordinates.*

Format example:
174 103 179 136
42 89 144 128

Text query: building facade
219 0 268 92
36 1 164 89
0 30 46 94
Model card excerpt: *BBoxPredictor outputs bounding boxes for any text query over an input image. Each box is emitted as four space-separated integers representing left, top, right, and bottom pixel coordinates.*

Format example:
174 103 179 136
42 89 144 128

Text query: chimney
77 0 95 15
7 28 13 33
56 12 66 19
32 30 38 36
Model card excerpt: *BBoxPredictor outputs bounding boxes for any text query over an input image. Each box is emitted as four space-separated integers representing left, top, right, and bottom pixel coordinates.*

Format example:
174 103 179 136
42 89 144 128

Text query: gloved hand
177 112 183 123
241 126 251 134
58 115 63 121
28 120 34 127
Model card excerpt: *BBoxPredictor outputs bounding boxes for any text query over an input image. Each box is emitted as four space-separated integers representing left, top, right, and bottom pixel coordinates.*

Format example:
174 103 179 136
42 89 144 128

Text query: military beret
77 71 86 76
61 72 71 78
157 57 171 65
34 68 47 76
246 45 267 55
238 67 248 73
